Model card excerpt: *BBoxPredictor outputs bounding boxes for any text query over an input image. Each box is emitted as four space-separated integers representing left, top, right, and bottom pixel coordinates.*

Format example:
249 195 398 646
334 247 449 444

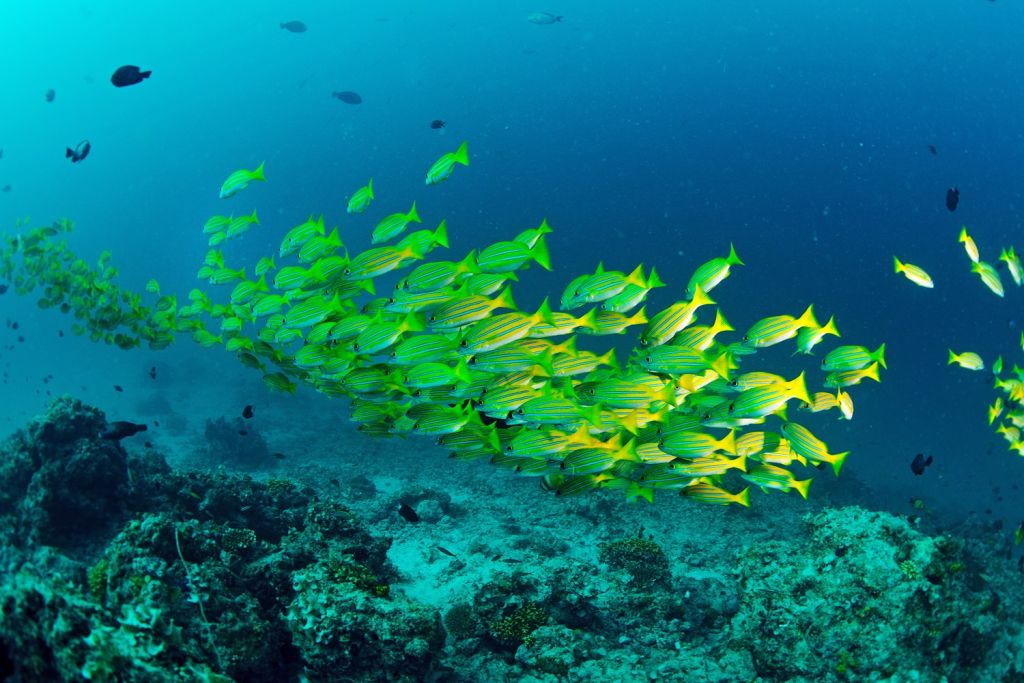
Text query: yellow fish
959 226 980 263
893 256 933 288
347 179 374 214
426 141 469 185
948 349 984 371
971 260 1004 298
219 162 265 199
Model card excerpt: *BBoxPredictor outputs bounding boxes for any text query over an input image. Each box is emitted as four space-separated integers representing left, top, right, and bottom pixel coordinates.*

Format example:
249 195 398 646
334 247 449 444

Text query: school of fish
0 141 888 505
913 225 1024 456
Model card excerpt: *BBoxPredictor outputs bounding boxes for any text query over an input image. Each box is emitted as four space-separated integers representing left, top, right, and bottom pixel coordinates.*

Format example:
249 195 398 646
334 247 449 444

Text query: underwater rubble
0 398 1022 682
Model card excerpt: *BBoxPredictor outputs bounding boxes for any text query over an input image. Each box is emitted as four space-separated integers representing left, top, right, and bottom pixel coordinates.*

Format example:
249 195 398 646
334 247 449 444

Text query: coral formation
1 399 1023 681
599 532 671 588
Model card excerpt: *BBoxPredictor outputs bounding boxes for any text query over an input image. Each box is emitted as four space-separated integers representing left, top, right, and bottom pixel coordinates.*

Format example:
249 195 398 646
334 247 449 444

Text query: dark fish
242 404 254 419
111 65 152 88
430 120 446 130
66 140 91 163
148 366 157 380
153 420 159 426
910 452 933 475
0 285 7 295
946 187 960 212
437 546 458 558
58 330 63 337
332 90 362 104
0 148 3 159
144 441 152 448
280 20 307 33
100 420 148 441
1 185 9 193
928 144 937 155
113 384 123 392
238 429 248 436
45 88 55 102
398 502 420 522
272 452 287 460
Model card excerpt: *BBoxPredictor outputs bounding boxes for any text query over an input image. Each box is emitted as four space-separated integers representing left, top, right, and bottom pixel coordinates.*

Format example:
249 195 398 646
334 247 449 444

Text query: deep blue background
1 0 1022 525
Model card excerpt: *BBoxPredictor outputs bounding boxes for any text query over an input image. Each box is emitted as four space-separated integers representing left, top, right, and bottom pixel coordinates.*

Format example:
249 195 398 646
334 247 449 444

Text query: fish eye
645 356 652 364
460 340 469 347
516 408 525 415
640 339 648 346
344 268 351 276
730 380 739 387
728 403 735 414
742 335 749 342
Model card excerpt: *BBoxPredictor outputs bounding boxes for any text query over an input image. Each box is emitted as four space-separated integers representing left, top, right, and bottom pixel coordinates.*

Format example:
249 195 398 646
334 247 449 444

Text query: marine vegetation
0 143 886 506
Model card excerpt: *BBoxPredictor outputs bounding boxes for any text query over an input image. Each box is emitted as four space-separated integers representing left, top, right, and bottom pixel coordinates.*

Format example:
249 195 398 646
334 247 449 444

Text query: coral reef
202 415 271 468
0 399 439 682
1 399 1023 682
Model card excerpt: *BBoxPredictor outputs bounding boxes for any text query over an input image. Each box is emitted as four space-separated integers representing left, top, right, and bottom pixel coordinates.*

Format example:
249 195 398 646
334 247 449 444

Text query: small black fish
113 384 123 392
100 420 148 441
928 144 937 155
430 119 446 130
66 140 91 163
272 452 287 460
58 330 63 337
398 502 420 522
910 452 933 475
0 284 7 294
280 20 307 33
1 185 9 193
332 90 362 104
148 366 157 380
437 546 458 558
238 429 248 436
144 441 152 448
45 88 55 102
242 404 254 419
111 65 151 88
946 186 960 212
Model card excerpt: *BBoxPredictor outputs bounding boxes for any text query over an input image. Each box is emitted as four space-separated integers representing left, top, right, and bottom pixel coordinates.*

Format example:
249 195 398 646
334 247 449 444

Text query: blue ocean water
1 0 1022 527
